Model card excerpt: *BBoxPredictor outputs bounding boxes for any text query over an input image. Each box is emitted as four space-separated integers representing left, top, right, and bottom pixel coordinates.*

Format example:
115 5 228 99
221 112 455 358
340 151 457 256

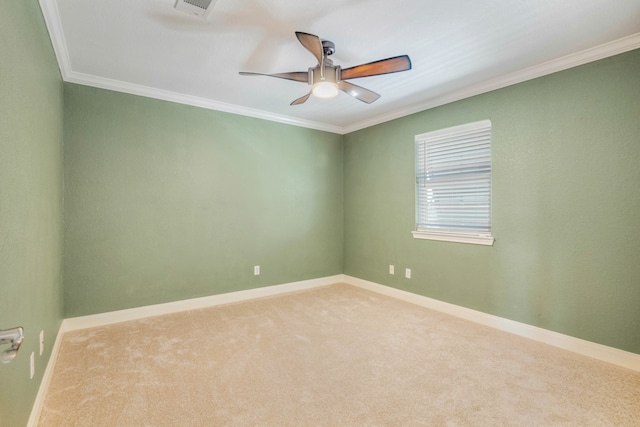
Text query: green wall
63 85 344 317
0 1 64 425
344 49 640 354
1 4 638 421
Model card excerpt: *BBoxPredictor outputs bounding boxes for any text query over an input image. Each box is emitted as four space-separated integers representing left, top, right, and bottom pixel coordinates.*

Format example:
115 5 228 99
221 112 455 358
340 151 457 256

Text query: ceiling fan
239 32 412 105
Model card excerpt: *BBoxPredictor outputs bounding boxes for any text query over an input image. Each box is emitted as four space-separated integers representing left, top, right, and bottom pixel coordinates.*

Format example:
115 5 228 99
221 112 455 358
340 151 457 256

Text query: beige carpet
39 283 640 426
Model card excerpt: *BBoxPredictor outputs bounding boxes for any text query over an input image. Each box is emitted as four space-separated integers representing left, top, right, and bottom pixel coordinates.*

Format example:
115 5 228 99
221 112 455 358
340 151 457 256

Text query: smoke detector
174 0 217 18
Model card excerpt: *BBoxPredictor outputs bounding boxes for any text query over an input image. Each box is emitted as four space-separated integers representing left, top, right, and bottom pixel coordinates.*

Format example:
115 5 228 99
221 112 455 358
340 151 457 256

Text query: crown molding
38 0 639 135
37 1 342 134
39 0 72 79
63 71 343 134
343 33 640 134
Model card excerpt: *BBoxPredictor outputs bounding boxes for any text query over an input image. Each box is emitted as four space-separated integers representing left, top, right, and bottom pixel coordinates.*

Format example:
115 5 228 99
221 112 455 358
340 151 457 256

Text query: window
413 120 494 246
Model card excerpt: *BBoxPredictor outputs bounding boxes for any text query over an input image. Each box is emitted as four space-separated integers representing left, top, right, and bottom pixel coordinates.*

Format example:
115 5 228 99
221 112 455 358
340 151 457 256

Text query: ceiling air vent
174 0 217 18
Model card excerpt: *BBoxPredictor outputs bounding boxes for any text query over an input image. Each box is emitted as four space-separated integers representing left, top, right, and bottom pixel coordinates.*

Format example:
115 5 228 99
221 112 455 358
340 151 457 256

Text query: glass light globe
312 81 339 98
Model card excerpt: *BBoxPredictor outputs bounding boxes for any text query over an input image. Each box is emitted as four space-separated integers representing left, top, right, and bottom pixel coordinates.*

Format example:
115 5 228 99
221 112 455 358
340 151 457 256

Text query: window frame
412 120 494 246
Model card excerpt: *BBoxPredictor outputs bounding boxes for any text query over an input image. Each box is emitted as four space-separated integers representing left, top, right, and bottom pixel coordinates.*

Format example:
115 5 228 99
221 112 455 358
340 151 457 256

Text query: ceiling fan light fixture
239 32 412 105
312 81 339 98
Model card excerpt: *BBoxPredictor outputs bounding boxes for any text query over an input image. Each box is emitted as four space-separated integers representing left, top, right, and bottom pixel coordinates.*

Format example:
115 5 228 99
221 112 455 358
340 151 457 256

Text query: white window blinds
414 120 494 245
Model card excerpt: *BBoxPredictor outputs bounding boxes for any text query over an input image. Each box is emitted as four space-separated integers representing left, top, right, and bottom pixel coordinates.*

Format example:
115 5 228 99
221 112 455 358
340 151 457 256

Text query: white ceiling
40 0 640 134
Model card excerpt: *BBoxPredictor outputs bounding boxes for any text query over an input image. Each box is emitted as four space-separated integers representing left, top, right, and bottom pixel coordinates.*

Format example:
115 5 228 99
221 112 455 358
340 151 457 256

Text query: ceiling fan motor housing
322 40 335 56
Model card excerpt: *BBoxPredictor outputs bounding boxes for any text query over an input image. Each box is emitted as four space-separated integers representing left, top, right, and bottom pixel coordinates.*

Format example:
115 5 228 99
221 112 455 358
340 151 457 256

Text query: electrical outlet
40 330 44 356
405 268 411 279
254 265 260 275
389 265 395 275
30 352 35 379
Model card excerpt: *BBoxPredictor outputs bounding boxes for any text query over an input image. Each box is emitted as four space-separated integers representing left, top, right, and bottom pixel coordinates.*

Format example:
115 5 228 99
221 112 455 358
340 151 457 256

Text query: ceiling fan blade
341 55 412 80
338 81 380 104
239 71 308 83
295 31 324 65
291 92 312 106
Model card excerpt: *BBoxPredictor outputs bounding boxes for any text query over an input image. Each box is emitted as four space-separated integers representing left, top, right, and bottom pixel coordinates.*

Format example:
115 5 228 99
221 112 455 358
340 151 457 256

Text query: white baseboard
343 275 640 372
29 275 343 425
27 321 66 427
62 275 344 332
30 273 639 424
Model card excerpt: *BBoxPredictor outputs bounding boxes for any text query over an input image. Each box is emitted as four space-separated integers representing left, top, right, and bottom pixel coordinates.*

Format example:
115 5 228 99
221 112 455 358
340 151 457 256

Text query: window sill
412 231 494 246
